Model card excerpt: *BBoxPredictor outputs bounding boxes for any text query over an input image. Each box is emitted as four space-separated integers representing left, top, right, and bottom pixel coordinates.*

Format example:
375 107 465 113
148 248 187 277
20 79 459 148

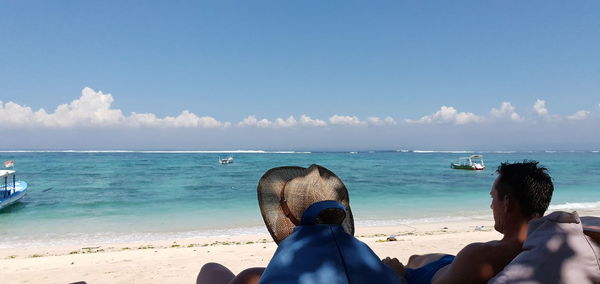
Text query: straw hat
257 164 354 244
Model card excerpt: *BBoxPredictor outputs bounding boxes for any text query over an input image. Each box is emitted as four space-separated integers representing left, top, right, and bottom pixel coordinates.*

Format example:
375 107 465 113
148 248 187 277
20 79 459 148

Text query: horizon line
1 149 599 154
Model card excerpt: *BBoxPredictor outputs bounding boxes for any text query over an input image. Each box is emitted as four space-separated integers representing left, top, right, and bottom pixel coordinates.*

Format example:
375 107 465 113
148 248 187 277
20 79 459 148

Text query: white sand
1 210 598 284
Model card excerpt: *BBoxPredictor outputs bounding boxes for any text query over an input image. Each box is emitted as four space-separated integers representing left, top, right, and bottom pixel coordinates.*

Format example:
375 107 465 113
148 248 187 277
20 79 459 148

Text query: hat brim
257 165 354 244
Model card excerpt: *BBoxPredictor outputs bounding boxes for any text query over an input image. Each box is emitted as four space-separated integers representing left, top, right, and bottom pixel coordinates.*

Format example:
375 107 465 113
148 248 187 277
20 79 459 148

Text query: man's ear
503 194 512 213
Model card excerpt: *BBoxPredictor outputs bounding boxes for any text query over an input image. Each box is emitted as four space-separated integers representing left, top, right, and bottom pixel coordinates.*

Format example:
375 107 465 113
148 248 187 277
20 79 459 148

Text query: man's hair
496 160 554 218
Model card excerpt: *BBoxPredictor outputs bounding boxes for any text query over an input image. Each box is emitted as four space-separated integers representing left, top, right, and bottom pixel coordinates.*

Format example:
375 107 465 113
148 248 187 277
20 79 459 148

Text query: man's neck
501 216 537 245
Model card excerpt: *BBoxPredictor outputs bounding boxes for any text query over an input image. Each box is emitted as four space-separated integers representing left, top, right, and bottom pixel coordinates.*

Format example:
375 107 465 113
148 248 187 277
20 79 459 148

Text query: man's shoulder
458 240 501 259
431 241 502 284
453 240 512 274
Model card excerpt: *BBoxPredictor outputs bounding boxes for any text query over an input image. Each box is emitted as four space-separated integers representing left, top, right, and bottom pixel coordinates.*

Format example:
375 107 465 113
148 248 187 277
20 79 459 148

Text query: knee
406 254 426 269
231 267 265 284
408 254 421 264
200 262 228 272
197 263 235 284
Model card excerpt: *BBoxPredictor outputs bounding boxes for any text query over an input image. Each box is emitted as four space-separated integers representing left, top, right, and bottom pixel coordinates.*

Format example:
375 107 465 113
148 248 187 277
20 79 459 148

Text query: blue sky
1 1 599 150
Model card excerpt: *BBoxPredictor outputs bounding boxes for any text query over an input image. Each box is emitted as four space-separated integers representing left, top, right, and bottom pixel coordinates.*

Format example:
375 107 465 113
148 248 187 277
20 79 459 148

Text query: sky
1 1 599 150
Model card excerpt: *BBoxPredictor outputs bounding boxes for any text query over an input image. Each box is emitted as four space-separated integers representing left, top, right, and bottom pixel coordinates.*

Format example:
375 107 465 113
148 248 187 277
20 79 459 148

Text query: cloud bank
0 88 397 129
0 88 230 128
0 88 596 131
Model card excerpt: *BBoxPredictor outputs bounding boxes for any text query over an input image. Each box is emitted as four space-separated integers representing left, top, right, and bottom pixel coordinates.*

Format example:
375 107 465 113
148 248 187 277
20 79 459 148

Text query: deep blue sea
1 150 599 247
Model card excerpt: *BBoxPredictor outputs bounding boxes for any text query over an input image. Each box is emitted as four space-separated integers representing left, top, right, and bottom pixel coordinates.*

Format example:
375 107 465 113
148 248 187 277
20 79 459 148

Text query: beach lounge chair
489 211 600 284
582 216 600 244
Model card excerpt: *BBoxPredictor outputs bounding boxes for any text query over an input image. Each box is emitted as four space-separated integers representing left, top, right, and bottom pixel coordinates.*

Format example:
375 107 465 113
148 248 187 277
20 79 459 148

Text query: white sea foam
137 150 309 154
355 214 490 227
0 150 311 154
413 150 474 154
548 201 600 210
0 226 269 249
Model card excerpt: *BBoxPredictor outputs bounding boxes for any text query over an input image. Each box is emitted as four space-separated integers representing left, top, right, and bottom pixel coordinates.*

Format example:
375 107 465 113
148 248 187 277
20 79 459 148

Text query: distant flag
4 160 14 168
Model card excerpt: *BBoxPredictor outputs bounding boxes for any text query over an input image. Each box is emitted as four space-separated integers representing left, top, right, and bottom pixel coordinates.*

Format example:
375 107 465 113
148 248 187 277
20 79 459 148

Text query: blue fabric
259 201 402 284
300 200 346 225
405 255 455 284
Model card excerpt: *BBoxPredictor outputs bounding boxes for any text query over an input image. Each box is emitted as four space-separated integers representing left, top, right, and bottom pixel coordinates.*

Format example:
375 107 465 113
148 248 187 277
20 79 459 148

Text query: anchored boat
451 155 485 171
0 169 28 210
219 156 234 165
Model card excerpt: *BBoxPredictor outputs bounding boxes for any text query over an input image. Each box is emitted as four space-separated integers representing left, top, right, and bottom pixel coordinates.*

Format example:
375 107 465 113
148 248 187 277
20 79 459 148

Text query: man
384 161 554 284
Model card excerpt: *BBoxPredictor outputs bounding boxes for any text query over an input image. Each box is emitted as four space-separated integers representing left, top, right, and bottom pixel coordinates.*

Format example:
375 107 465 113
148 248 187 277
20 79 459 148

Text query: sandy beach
2 209 598 284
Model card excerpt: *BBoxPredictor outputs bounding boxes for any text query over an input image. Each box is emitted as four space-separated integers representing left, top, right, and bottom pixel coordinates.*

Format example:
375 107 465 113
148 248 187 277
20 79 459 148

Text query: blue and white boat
0 170 28 210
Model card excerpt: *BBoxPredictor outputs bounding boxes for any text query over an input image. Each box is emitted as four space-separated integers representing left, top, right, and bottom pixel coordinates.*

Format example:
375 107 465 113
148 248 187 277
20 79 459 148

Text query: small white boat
219 156 234 165
0 169 28 210
451 155 485 171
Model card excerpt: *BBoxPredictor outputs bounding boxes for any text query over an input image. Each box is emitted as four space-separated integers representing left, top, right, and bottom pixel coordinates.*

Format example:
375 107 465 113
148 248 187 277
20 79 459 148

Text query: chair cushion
489 211 600 284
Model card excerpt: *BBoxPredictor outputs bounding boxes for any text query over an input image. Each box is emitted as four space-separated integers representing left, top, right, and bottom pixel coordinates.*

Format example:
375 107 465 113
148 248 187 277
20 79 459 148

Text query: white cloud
0 87 124 127
237 115 330 128
0 88 371 130
490 102 522 122
367 116 397 125
8 88 596 132
299 115 327 127
161 110 230 128
405 106 484 125
533 99 549 116
274 116 298 128
0 101 39 127
54 87 124 127
127 112 160 127
0 87 228 129
238 115 273 128
237 115 394 128
238 115 313 128
566 110 590 121
329 115 367 126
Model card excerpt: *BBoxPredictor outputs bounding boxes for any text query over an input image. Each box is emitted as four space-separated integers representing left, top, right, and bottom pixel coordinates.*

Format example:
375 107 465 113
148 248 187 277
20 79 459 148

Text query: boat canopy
458 155 483 160
0 170 16 178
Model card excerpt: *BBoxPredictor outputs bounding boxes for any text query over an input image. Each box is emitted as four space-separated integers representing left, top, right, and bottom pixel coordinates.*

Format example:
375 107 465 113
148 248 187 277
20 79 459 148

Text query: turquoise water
0 151 599 247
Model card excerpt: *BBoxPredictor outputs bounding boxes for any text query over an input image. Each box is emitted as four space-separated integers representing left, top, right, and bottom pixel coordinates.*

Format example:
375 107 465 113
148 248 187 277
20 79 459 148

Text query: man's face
490 176 505 233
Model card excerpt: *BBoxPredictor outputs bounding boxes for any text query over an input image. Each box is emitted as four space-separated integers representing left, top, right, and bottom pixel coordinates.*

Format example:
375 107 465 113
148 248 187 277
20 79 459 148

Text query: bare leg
406 253 448 269
197 263 235 284
197 263 265 284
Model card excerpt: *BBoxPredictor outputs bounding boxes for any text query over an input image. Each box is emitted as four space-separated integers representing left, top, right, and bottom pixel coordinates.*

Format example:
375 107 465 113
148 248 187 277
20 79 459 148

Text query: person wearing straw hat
197 164 402 284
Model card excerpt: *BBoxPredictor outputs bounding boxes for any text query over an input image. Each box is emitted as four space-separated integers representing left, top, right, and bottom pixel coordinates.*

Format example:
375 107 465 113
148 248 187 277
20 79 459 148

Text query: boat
0 169 28 210
219 156 234 165
451 155 485 170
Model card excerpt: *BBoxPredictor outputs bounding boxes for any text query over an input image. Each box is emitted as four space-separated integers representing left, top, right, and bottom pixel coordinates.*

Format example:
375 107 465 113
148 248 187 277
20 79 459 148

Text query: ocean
1 150 599 248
